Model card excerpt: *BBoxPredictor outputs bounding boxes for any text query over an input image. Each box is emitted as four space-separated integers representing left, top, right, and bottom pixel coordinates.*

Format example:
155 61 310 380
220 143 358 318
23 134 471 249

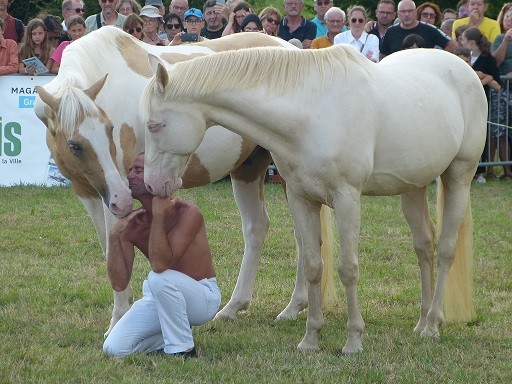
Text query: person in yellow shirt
452 0 500 43
311 7 345 49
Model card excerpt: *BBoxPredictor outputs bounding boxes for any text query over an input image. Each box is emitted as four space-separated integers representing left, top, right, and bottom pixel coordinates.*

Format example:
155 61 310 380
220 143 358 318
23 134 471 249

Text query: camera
181 33 198 42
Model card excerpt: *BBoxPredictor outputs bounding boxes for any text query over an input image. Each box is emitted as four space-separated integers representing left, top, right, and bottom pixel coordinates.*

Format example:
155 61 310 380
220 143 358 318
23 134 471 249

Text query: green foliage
7 0 506 24
0 181 511 382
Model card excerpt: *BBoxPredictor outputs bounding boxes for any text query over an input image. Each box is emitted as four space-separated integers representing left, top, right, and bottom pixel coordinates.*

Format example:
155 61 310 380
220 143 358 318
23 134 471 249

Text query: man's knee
147 270 179 298
103 336 130 357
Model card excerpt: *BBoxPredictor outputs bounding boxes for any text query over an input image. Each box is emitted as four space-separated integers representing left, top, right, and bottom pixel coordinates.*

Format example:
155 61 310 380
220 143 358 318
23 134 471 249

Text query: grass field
1 180 511 383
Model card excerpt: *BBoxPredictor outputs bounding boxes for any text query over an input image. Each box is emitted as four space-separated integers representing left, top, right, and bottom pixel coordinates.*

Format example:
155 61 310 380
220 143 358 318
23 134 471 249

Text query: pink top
51 41 71 64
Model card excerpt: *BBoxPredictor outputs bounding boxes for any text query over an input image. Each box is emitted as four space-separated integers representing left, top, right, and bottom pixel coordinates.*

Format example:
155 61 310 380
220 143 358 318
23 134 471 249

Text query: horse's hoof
297 340 320 352
342 336 363 355
413 319 427 334
420 326 440 339
214 310 237 322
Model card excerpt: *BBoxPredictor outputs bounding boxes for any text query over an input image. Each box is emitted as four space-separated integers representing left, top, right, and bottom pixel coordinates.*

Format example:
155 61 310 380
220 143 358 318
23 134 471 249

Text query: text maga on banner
0 74 67 187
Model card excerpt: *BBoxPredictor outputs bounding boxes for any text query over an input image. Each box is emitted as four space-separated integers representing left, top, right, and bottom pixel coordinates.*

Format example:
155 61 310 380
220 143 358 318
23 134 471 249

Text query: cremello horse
34 28 334 336
141 46 487 353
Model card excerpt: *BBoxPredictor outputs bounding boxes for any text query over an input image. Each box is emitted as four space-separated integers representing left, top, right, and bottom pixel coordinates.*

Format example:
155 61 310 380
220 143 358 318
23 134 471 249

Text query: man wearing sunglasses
85 0 127 33
61 0 85 32
278 0 317 49
311 0 332 38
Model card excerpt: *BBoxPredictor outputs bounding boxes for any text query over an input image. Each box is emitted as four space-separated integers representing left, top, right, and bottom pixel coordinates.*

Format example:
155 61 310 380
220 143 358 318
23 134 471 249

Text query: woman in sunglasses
416 2 441 27
333 5 379 62
258 7 281 36
123 13 145 41
163 13 183 42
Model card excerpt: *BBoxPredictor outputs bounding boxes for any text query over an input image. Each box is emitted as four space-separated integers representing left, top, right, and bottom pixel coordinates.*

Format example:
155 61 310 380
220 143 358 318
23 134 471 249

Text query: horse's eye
68 141 83 156
148 122 162 133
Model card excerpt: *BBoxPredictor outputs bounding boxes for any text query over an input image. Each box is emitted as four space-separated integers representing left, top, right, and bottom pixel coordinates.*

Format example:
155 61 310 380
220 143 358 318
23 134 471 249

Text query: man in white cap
85 0 127 33
140 5 169 45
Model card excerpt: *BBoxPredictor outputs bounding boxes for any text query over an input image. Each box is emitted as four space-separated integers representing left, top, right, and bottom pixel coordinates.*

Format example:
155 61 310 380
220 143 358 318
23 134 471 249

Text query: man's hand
110 209 143 236
152 196 177 217
468 10 481 26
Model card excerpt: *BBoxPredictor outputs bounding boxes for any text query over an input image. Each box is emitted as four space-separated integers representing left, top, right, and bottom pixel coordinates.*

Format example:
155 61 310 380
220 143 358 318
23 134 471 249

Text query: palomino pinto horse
34 28 329 336
141 46 487 353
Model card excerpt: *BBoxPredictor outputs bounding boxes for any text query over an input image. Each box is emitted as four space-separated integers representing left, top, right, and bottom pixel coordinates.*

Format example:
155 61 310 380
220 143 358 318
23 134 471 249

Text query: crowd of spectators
1 0 511 180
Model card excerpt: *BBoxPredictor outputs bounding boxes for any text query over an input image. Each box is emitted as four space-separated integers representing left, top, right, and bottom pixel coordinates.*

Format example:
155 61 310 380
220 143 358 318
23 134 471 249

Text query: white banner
0 74 69 187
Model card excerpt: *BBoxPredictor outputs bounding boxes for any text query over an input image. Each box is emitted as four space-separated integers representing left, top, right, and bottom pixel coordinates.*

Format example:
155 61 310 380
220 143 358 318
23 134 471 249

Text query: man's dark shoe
169 347 197 358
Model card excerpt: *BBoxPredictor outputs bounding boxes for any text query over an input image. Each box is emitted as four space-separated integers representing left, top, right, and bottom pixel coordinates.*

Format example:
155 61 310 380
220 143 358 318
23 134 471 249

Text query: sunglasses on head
351 18 364 23
316 0 331 5
266 17 279 25
101 0 115 3
166 23 181 29
128 27 142 34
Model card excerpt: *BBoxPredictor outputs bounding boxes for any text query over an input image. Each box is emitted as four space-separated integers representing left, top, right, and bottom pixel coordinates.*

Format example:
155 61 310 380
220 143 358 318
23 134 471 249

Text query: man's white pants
103 269 221 356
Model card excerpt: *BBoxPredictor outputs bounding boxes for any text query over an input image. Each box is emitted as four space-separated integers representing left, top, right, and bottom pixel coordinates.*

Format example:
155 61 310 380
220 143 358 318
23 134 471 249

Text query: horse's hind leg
423 167 474 338
400 187 435 334
215 153 271 321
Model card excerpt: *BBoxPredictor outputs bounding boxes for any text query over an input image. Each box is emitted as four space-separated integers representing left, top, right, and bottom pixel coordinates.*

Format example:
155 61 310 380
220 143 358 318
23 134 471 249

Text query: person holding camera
169 8 206 45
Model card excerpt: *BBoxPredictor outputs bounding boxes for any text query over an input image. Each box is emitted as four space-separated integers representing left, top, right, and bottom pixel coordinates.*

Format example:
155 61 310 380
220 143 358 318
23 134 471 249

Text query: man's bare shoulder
120 210 151 241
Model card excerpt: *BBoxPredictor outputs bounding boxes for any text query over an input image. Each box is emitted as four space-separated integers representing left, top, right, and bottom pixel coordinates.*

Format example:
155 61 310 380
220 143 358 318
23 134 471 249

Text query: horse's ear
148 53 164 74
84 74 108 101
36 86 61 113
154 62 169 93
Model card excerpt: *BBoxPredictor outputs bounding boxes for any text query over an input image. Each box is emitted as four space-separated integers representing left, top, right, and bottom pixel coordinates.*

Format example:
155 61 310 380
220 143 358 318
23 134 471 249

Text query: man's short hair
203 0 216 11
324 7 345 21
377 0 396 9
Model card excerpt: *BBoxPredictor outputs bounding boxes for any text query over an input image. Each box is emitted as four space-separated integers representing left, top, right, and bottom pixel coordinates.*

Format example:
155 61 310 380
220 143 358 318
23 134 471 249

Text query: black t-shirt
201 26 225 39
381 22 450 55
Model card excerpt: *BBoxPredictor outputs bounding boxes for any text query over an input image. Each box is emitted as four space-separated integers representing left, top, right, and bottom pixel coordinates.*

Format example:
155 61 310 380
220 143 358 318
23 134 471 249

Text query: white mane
158 44 373 101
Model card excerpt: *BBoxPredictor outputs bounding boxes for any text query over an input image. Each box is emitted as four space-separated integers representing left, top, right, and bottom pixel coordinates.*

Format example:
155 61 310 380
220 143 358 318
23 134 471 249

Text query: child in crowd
18 18 56 75
454 47 501 91
457 27 502 184
49 15 86 74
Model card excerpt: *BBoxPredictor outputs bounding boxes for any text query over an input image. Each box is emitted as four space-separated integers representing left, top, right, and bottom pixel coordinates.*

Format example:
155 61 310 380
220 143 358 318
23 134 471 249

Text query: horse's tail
437 181 475 322
320 204 337 311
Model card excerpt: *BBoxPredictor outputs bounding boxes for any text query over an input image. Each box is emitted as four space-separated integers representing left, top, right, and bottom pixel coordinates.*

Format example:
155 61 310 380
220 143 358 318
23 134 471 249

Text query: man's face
184 16 204 34
468 0 486 18
283 0 304 17
397 1 417 27
99 0 119 16
325 13 344 34
127 155 149 198
376 3 396 26
63 0 85 21
313 0 332 19
170 0 188 18
0 0 9 12
204 7 221 29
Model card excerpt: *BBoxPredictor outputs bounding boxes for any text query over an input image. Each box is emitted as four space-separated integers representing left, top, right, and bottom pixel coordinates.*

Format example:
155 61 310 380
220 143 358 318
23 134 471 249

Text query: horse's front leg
215 160 270 321
103 208 134 337
333 188 364 354
400 188 435 334
286 192 323 351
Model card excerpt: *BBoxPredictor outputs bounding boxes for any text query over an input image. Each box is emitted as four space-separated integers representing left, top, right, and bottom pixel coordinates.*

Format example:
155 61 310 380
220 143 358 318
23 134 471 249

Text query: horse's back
360 49 487 194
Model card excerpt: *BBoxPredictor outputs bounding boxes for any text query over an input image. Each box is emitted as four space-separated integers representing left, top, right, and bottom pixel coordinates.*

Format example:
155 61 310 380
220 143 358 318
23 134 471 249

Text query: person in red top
0 0 24 43
0 18 18 75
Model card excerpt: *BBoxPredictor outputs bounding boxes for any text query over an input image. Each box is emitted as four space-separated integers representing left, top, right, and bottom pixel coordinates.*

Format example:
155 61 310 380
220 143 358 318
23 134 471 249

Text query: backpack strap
96 13 102 30
14 18 24 42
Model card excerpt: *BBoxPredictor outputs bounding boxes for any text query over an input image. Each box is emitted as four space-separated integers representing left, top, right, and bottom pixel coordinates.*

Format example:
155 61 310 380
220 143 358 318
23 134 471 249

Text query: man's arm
149 197 204 273
107 210 140 291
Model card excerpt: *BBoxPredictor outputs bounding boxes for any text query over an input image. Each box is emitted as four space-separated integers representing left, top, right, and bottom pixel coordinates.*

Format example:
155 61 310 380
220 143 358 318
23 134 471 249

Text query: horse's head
35 75 134 217
141 61 208 197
